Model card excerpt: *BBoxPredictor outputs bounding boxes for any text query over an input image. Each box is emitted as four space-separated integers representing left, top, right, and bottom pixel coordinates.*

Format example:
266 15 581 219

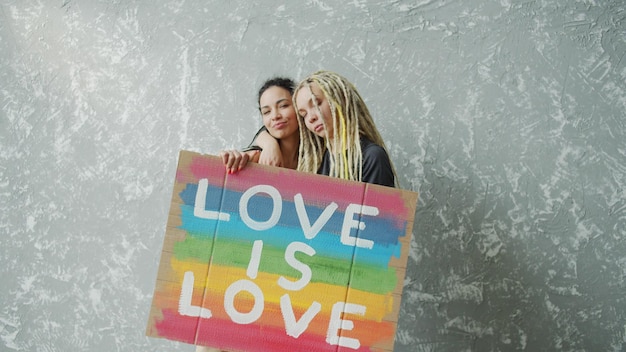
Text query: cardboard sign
146 150 418 352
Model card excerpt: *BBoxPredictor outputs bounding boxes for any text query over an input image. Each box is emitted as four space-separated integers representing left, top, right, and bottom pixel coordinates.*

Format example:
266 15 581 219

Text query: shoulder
361 139 389 161
317 149 331 175
360 138 395 187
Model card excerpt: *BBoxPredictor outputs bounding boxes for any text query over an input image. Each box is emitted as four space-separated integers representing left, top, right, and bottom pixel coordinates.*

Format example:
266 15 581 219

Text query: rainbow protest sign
146 150 418 351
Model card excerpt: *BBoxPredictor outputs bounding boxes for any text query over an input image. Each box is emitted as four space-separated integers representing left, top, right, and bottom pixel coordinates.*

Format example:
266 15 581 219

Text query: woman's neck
326 136 340 153
279 134 299 169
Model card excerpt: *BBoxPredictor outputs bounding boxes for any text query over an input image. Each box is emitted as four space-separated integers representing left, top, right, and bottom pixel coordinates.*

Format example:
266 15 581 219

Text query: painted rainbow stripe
147 151 418 352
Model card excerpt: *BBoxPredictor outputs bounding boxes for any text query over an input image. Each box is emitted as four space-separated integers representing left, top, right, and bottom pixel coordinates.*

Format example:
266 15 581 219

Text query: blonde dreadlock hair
293 70 397 185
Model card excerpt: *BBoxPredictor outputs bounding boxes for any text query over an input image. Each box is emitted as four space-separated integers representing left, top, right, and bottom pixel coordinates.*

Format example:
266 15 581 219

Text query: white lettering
294 193 338 239
194 179 230 221
326 302 366 349
239 185 282 231
280 294 322 338
278 242 315 291
246 240 264 279
224 279 264 324
340 204 379 249
178 271 212 318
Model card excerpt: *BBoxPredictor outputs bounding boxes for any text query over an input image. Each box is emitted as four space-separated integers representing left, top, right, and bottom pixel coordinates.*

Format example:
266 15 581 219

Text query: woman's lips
314 124 324 132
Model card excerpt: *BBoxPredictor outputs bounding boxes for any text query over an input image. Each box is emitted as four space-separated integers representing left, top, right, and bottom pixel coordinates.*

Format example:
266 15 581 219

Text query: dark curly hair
257 77 296 108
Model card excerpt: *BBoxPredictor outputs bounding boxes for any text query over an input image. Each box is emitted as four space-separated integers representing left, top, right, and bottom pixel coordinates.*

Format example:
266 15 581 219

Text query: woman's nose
306 111 317 123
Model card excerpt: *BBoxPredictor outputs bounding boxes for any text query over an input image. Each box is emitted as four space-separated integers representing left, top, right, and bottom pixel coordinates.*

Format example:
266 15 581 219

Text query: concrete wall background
1 1 625 351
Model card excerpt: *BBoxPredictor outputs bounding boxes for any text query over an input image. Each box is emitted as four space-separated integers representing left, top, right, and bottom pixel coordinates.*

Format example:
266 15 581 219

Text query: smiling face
259 86 299 140
295 82 334 139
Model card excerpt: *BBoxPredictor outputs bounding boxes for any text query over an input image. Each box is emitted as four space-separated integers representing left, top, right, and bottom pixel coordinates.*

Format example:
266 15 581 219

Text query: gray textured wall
1 1 625 351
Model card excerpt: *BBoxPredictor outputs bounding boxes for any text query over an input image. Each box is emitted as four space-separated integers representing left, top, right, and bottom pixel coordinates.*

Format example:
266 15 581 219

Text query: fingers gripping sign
219 149 259 174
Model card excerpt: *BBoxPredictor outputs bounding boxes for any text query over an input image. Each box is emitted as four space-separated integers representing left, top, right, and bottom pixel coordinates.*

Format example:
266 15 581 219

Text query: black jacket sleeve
241 126 267 152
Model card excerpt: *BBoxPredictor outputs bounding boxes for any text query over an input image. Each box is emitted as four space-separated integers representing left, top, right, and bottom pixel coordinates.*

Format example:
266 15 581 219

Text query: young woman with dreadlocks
293 70 396 187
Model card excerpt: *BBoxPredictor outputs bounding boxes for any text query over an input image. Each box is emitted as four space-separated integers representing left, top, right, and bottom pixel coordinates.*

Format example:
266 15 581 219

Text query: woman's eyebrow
261 98 289 110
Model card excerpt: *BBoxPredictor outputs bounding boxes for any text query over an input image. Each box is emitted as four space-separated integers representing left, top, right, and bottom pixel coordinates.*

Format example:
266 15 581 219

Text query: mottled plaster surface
1 1 625 351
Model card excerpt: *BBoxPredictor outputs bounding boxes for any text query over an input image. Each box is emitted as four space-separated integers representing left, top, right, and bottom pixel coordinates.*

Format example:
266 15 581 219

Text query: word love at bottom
179 271 368 350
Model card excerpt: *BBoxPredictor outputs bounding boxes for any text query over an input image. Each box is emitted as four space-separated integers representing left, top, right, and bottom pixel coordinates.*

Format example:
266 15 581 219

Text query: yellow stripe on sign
169 257 395 320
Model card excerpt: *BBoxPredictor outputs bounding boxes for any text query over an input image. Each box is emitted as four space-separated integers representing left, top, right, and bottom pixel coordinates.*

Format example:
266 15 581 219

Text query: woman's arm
220 127 283 173
252 129 283 167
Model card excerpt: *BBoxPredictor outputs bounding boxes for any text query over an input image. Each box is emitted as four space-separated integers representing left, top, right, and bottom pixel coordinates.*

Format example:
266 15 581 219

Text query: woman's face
259 86 299 140
295 83 334 139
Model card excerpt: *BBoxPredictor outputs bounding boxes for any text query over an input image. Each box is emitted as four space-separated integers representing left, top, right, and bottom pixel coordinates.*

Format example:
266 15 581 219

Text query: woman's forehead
260 86 291 103
298 82 323 100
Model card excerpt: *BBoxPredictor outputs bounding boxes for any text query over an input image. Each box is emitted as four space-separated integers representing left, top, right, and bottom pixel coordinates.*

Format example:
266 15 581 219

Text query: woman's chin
267 129 282 139
313 130 326 138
